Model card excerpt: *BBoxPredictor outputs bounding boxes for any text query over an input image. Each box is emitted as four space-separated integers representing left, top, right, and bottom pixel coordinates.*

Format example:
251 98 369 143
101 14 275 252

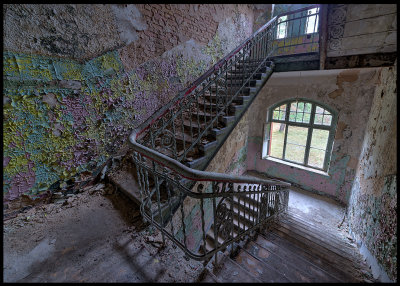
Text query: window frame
262 98 338 172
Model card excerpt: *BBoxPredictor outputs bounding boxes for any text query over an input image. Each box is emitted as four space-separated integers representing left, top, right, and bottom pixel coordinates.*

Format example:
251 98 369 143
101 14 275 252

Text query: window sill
263 156 330 177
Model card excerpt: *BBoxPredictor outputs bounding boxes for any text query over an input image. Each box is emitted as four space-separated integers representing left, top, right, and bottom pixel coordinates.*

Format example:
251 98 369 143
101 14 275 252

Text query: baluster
196 86 202 134
198 184 207 257
166 180 175 240
212 181 218 266
143 168 154 225
213 74 217 129
230 183 234 258
152 162 165 243
132 152 144 205
205 85 209 126
257 185 261 224
180 108 186 160
172 116 178 160
189 98 194 146
242 185 247 233
180 194 187 249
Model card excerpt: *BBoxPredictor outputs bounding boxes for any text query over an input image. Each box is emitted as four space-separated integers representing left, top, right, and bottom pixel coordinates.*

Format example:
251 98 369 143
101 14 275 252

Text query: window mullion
282 103 290 160
304 103 316 166
323 114 337 170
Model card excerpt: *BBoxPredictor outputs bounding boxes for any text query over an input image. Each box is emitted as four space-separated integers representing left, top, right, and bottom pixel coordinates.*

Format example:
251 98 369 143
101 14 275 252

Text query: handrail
275 4 320 19
129 128 291 193
134 16 278 141
122 6 326 263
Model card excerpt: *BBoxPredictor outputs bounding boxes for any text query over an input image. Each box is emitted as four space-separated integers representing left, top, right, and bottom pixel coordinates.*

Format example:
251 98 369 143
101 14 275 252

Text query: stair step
182 119 206 131
282 214 358 255
254 234 343 282
200 268 221 283
268 226 364 281
174 131 194 144
210 252 261 282
288 212 355 244
273 220 361 265
234 248 291 282
259 232 361 282
211 127 229 137
184 155 207 169
199 140 218 153
221 115 236 125
107 168 142 206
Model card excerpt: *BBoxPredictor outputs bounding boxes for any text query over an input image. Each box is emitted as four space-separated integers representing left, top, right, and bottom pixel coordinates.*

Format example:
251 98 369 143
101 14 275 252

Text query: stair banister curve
124 7 326 262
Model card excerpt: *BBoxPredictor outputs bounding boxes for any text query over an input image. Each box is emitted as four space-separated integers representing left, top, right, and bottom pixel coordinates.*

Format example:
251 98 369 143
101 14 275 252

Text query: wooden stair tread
254 234 344 282
259 232 362 282
235 248 291 282
212 252 261 283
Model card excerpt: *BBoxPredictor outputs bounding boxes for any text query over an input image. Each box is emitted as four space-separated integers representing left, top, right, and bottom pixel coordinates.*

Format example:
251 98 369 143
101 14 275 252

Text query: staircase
105 4 372 283
103 5 381 283
200 210 376 283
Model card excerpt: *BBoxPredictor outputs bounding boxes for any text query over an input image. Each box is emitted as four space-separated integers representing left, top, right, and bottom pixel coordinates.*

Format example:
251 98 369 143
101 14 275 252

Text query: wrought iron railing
273 4 321 57
134 16 279 165
124 6 324 262
129 129 290 261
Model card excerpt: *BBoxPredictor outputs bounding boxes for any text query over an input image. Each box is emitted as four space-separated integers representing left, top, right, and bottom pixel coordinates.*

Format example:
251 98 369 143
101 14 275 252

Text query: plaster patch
111 4 148 46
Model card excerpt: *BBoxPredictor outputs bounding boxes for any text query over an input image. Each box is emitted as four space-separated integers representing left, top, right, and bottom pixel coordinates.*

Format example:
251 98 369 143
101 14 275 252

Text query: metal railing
273 4 320 57
124 6 323 262
134 16 279 165
129 128 291 261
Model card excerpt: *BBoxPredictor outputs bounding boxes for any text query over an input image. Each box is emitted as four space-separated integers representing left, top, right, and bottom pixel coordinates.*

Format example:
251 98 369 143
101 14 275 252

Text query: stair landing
200 181 376 283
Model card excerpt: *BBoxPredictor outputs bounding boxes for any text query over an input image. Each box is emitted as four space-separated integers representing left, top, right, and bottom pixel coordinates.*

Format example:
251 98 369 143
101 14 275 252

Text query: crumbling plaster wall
347 62 397 282
3 4 259 207
245 68 382 204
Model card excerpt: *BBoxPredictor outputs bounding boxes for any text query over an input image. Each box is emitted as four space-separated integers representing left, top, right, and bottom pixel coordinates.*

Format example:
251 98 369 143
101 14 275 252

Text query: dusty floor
287 186 357 243
3 178 356 283
3 183 203 282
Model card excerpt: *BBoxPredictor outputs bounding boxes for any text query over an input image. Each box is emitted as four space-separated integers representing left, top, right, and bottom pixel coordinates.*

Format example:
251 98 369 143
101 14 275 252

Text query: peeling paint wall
347 62 397 281
3 4 257 207
244 68 382 204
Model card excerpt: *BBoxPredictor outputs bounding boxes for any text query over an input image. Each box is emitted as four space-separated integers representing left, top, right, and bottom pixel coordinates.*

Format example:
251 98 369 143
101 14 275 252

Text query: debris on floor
3 183 203 282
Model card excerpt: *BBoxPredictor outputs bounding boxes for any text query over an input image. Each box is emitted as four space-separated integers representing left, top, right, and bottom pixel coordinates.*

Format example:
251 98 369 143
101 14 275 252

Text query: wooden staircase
200 209 376 283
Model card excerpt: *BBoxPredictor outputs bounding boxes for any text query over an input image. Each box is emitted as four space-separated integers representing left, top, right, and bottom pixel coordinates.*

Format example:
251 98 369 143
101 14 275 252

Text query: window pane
303 113 311 123
269 123 286 159
288 101 310 123
277 16 287 39
279 111 286 120
306 8 319 34
278 104 286 111
315 106 324 114
285 125 308 164
310 129 329 150
273 110 280 120
297 102 304 112
304 103 312 112
314 114 323 124
286 144 306 163
308 148 325 168
323 114 332 126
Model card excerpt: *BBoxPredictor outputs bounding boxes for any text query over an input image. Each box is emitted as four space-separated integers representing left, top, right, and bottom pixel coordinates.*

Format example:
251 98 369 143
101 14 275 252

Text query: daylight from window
276 15 287 39
306 8 319 34
265 100 335 171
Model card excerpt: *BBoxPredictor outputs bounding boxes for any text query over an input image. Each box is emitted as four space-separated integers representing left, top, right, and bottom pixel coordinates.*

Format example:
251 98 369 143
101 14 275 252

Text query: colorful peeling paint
3 43 224 203
347 63 397 281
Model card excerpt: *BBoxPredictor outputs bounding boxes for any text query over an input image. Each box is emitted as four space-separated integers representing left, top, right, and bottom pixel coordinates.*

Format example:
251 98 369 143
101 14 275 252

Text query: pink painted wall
244 68 383 204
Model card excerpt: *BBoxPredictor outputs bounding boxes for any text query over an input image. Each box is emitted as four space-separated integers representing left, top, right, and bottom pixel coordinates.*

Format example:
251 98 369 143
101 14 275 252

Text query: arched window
262 99 337 171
